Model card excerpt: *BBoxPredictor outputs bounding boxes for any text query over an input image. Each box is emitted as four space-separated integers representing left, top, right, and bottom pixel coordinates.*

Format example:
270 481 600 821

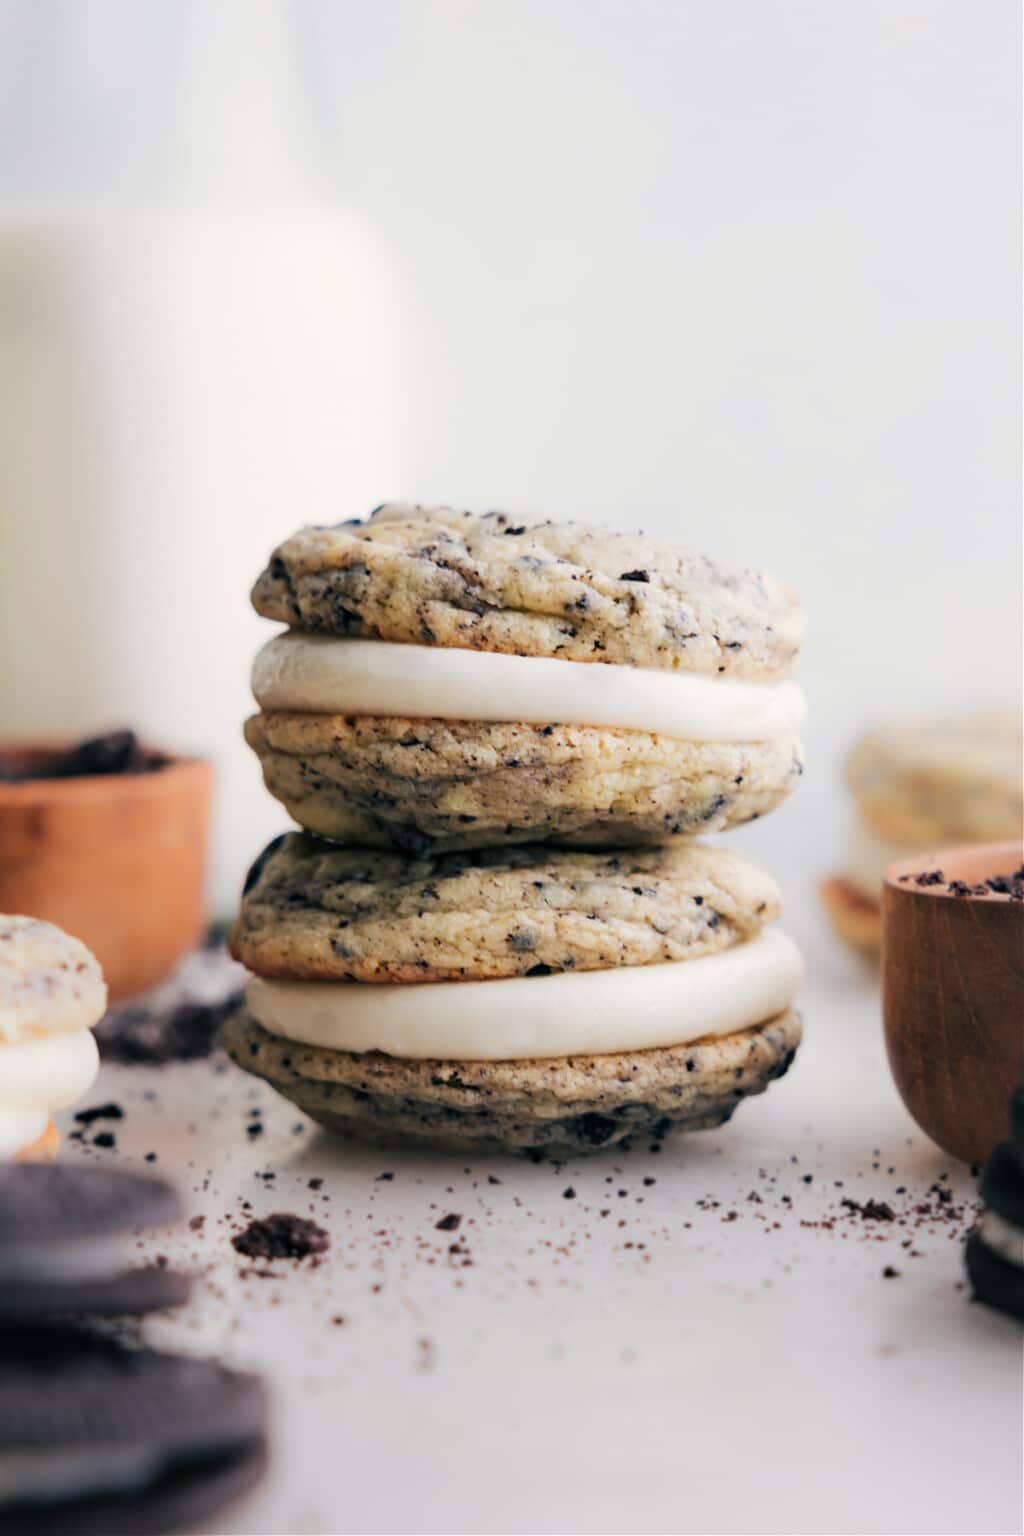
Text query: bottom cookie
820 877 880 956
223 1007 802 1155
13 1121 59 1164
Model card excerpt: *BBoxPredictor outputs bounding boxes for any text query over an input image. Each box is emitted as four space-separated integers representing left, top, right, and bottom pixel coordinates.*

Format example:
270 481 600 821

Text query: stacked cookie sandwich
226 506 807 1153
823 709 1024 955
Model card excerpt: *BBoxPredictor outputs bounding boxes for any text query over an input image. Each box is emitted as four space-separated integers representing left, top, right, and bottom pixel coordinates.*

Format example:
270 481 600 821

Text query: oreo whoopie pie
0 1165 191 1321
0 1326 267 1536
966 1132 1024 1323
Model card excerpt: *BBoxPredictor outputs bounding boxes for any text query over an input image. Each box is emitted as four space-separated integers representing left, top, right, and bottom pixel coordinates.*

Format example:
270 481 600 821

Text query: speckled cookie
0 915 107 1044
252 505 806 681
223 1006 801 1154
846 709 1023 847
232 833 782 982
245 713 803 853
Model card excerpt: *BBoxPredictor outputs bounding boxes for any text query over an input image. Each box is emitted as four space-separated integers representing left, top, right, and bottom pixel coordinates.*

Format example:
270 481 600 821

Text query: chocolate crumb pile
232 1213 330 1261
899 865 1024 901
96 939 246 1064
0 729 169 782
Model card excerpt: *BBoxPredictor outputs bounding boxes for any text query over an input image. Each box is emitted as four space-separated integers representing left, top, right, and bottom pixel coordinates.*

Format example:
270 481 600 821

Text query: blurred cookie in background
823 709 1023 955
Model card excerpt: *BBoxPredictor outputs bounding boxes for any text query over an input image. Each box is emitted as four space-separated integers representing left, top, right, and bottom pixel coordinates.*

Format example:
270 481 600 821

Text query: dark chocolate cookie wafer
1009 1086 1024 1174
0 1165 191 1320
966 1228 1024 1324
979 1143 1024 1229
0 1326 267 1535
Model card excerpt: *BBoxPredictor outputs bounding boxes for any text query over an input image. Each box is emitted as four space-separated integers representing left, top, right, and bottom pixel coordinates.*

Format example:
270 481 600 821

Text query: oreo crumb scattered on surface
0 730 169 782
73 1103 124 1126
232 1214 330 1262
435 1213 461 1232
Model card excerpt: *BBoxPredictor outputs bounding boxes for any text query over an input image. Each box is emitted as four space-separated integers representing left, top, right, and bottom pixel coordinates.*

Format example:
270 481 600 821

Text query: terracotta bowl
882 840 1024 1165
0 744 212 1003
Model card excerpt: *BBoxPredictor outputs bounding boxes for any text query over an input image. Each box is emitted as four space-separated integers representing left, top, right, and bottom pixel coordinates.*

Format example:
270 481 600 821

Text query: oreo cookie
0 1165 191 1320
966 1133 1024 1323
0 1326 267 1535
966 1227 1024 1324
979 1142 1024 1230
1009 1085 1024 1173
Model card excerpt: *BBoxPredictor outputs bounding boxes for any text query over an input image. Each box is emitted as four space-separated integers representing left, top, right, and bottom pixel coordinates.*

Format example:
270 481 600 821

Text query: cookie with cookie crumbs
232 832 782 983
0 915 106 1044
252 504 806 680
223 1006 802 1155
245 714 803 853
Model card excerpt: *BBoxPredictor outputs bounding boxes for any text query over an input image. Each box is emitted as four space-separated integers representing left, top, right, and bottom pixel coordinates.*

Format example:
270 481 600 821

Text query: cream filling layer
245 928 804 1062
252 634 807 743
977 1210 1024 1269
1 1029 99 1111
0 1029 100 1157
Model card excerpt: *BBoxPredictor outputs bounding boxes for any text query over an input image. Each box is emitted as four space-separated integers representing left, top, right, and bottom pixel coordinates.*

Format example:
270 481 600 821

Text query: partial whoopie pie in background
823 709 1023 955
225 834 803 1155
0 1164 191 1320
0 915 106 1162
245 505 807 853
0 1326 267 1536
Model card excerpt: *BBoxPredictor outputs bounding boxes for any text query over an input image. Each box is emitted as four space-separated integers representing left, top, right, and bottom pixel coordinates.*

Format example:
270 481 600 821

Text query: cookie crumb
232 1213 330 1261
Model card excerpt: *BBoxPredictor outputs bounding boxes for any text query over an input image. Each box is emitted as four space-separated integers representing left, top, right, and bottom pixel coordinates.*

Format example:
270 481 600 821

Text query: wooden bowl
882 840 1024 1165
0 744 212 1003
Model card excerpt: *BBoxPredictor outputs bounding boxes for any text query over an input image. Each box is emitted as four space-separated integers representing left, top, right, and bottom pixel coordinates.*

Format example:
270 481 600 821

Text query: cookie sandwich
246 505 807 852
0 916 106 1162
823 709 1024 954
225 835 804 1153
966 1093 1024 1323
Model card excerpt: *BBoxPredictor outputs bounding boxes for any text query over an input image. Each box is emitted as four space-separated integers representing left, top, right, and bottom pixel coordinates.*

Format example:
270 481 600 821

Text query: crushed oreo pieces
899 864 1024 901
0 729 169 781
233 1214 330 1261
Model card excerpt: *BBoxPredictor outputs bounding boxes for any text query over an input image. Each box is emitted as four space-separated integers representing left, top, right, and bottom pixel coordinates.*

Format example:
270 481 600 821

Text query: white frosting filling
0 1106 48 1159
0 1232 142 1285
977 1209 1024 1269
0 1027 99 1158
0 1028 99 1112
252 634 807 743
0 1445 167 1503
245 928 804 1061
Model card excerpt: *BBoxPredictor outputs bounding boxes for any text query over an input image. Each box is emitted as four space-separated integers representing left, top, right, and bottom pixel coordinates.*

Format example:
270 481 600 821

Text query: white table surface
62 897 1022 1536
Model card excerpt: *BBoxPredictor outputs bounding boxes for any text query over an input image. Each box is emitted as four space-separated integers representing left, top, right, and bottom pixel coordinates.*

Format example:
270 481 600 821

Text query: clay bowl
882 840 1024 1165
0 743 212 1003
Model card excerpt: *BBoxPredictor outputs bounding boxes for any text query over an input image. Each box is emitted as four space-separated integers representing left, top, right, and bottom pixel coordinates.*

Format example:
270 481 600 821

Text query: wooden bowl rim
0 744 212 805
883 839 1024 903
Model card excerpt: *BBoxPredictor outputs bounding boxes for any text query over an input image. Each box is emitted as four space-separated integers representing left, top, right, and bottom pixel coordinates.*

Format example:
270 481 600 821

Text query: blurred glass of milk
0 2 403 912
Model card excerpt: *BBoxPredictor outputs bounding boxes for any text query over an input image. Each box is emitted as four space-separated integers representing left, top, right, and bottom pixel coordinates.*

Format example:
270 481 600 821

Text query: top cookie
232 832 782 983
846 709 1023 845
0 915 107 1044
252 505 806 680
